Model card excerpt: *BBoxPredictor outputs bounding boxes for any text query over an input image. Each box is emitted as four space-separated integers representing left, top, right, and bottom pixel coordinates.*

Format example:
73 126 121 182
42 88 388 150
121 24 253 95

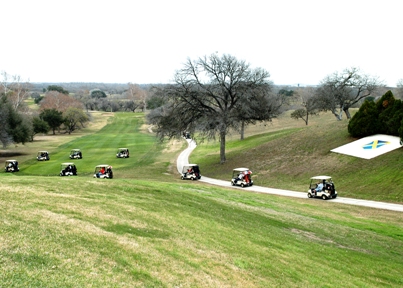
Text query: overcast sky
1 0 402 86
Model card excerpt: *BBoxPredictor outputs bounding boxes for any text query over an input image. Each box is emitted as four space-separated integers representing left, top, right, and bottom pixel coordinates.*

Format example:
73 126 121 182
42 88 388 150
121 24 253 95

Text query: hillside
190 110 403 204
1 111 403 287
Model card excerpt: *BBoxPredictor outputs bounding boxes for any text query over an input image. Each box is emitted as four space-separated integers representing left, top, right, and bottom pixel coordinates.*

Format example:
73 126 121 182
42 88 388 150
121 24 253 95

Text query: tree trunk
344 108 351 119
240 120 245 140
219 130 226 164
305 110 309 125
332 109 343 121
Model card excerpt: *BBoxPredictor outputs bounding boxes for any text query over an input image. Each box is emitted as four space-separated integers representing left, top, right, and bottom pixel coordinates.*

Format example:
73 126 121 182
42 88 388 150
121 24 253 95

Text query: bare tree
396 79 403 99
40 91 84 112
125 83 147 111
290 87 319 125
147 54 282 163
316 67 384 120
1 71 31 111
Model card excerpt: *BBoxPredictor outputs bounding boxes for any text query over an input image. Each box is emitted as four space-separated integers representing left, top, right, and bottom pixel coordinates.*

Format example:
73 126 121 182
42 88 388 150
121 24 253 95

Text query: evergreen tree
348 99 379 137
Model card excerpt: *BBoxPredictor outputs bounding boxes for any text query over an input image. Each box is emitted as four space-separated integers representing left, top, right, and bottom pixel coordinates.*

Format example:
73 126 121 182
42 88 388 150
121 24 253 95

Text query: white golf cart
93 164 113 179
308 176 338 200
69 149 82 159
231 168 253 188
37 151 50 161
116 148 129 158
5 160 19 172
60 162 77 176
181 164 201 180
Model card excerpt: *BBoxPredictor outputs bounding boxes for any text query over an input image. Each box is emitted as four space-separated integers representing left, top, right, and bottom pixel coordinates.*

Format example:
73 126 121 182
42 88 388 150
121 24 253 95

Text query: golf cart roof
233 168 250 172
118 148 128 150
38 150 48 153
185 164 198 167
6 159 17 162
95 164 110 168
61 162 75 166
310 176 332 180
71 149 81 151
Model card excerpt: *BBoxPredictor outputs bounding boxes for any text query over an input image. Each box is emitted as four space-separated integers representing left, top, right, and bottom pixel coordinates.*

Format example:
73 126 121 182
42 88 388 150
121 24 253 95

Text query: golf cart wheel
308 193 312 198
191 177 196 181
322 194 327 200
241 183 245 188
181 176 184 180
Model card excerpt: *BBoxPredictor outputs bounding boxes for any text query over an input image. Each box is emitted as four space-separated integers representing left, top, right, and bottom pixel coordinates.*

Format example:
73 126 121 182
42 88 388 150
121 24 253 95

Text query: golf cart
37 151 50 161
308 176 338 200
182 131 191 139
181 164 201 180
5 160 19 172
93 164 113 179
231 168 253 187
69 149 82 159
116 148 129 158
60 162 77 176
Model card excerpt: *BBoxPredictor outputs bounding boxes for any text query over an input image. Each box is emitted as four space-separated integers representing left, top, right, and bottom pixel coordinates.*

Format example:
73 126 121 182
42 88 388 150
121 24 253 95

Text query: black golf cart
69 149 82 159
60 162 77 176
5 160 19 172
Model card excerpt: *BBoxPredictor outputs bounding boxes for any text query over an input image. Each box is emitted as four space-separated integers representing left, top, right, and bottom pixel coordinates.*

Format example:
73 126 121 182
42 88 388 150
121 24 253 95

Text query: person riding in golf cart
37 151 50 161
5 160 19 172
69 149 82 159
93 165 113 179
181 164 201 180
231 168 253 187
307 176 338 200
116 148 129 158
60 162 77 176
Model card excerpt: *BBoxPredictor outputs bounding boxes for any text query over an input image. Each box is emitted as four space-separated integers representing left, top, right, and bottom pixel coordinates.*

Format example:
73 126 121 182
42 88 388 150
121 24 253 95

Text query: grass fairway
1 111 403 287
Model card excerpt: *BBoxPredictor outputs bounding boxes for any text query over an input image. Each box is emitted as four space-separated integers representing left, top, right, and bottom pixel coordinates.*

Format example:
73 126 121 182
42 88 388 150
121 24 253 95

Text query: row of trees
147 54 403 163
348 91 403 140
0 72 93 147
1 70 149 147
291 67 388 125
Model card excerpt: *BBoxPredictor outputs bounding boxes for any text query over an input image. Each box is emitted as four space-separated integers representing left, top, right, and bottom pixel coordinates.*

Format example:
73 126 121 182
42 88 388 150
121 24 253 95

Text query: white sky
1 0 402 86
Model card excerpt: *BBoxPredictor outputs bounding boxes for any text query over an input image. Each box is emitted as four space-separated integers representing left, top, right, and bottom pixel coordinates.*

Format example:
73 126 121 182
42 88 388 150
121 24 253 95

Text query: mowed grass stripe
19 113 158 176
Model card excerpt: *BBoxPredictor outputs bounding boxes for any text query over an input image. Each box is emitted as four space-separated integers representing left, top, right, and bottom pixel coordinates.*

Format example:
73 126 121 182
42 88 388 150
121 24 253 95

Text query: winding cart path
177 138 403 212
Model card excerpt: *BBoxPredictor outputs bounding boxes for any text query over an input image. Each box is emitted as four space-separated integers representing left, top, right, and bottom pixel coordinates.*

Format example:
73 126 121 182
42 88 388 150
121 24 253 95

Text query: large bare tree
147 54 283 163
315 67 384 120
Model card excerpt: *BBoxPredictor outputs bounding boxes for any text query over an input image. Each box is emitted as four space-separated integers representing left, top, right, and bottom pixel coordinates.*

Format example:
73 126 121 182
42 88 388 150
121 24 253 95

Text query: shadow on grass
103 223 170 239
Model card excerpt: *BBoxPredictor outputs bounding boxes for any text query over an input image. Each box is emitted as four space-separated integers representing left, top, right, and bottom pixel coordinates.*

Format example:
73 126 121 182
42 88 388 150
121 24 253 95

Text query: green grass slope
1 176 403 287
1 111 403 287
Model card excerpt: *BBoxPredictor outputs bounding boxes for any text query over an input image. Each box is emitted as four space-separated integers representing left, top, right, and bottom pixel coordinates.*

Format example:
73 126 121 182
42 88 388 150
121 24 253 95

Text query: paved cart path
177 139 403 212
